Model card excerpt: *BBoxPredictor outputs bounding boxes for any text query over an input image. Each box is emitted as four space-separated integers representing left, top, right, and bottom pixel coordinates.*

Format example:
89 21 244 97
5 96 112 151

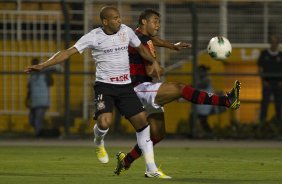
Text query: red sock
124 137 161 168
182 85 230 107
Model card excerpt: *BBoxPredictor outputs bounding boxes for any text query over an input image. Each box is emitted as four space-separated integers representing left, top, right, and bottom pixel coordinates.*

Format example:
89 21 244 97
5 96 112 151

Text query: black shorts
93 81 145 120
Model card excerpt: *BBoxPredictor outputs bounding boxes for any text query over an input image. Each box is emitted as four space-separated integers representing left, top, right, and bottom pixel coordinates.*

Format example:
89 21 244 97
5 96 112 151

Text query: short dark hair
99 6 118 21
269 35 280 43
138 9 160 25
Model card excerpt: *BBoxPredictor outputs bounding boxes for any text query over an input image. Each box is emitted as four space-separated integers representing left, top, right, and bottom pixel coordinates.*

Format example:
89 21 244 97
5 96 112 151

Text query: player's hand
152 61 163 80
145 61 163 80
24 64 44 73
174 42 192 51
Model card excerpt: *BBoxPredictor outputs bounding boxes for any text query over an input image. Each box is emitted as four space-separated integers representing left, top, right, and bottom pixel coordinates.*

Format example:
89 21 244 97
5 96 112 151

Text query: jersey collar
267 48 279 56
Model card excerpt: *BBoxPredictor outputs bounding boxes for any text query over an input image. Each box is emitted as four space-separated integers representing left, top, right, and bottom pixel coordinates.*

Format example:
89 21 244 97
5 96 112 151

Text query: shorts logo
96 94 105 111
97 101 105 111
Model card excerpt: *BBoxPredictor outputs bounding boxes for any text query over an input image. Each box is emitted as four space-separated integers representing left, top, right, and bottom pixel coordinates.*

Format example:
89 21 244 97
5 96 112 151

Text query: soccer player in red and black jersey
114 9 241 178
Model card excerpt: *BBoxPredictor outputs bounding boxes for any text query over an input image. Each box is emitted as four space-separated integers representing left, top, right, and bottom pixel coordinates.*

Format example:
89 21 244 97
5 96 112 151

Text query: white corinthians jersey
74 24 141 84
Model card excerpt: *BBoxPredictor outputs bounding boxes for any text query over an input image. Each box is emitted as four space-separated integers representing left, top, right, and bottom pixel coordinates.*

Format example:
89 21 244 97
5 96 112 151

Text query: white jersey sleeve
126 26 141 48
74 32 96 53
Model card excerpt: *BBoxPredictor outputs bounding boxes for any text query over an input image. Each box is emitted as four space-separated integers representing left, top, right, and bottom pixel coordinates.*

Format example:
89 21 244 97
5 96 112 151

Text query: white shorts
134 82 164 115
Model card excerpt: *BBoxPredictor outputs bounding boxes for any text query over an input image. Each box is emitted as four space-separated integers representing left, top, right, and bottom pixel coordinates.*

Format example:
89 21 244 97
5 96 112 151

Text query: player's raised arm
151 36 192 51
24 46 78 73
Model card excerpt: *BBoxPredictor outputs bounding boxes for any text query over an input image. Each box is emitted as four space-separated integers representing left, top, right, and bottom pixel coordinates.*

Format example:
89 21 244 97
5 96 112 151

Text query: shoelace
96 147 106 156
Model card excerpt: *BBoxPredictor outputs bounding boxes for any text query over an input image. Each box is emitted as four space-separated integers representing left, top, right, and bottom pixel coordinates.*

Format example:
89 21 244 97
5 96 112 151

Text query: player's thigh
134 82 161 104
117 85 147 130
93 83 115 128
147 112 166 139
155 82 185 105
128 111 148 131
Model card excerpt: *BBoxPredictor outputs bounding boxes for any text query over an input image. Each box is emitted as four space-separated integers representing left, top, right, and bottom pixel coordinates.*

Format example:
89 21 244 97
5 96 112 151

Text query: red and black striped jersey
129 28 157 86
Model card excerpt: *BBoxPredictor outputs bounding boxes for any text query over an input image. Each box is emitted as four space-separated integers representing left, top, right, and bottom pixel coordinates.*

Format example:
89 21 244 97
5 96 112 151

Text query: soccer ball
207 36 232 60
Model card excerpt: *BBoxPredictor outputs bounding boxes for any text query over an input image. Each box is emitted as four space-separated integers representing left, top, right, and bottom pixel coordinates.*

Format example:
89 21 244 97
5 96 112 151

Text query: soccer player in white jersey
25 6 170 179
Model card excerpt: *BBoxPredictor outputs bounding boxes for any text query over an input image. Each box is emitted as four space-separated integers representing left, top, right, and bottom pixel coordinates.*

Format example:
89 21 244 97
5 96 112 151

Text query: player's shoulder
120 24 130 29
119 24 134 33
88 27 103 35
135 31 150 44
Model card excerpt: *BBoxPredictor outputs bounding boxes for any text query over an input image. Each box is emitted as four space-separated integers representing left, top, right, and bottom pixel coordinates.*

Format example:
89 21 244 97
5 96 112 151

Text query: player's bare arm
24 46 78 73
135 44 162 80
151 36 192 51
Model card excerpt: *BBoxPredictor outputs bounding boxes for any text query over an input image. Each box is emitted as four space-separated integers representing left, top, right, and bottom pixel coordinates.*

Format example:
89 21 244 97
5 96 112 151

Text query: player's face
103 9 121 34
145 14 160 37
270 36 279 50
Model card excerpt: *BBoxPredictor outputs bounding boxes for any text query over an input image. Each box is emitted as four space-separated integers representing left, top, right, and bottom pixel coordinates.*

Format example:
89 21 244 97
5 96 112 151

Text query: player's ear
141 19 147 25
102 19 108 26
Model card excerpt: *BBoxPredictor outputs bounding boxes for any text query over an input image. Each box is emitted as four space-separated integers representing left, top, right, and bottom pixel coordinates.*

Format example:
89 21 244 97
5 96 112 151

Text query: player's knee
134 120 148 131
177 83 186 91
129 111 148 129
97 121 110 130
97 115 112 129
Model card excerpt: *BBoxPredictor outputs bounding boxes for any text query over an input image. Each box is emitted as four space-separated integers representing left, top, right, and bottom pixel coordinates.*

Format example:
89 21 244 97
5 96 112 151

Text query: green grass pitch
0 144 282 184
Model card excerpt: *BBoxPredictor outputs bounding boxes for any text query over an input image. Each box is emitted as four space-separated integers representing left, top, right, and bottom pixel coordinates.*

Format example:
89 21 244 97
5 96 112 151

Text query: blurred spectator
195 65 213 134
25 58 56 137
258 35 282 123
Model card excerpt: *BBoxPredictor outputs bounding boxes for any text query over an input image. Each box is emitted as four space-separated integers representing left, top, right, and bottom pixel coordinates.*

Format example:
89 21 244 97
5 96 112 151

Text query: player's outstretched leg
227 80 241 109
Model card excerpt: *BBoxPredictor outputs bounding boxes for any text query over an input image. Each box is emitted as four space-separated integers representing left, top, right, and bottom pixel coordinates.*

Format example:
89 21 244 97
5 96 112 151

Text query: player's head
269 35 280 51
100 6 121 34
138 9 160 37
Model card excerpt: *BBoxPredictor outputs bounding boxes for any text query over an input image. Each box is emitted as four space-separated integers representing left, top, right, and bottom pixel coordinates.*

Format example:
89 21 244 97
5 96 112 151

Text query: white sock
136 125 158 172
93 124 109 146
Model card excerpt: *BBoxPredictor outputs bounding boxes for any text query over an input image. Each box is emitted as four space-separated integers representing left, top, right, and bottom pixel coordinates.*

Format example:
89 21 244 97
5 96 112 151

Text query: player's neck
102 27 117 35
138 27 149 36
